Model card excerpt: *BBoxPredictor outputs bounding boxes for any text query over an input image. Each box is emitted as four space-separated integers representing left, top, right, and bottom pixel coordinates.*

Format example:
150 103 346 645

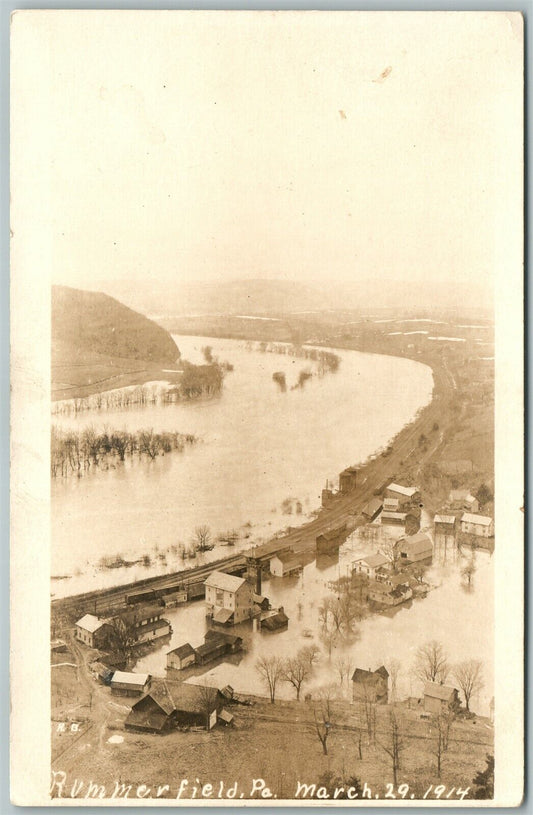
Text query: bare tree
256 656 285 703
414 640 450 684
334 656 352 687
299 644 320 670
453 660 484 713
107 616 138 666
379 540 400 573
377 708 405 786
193 525 212 552
282 651 313 700
312 686 336 755
432 709 455 777
320 629 338 661
386 658 401 703
197 682 220 729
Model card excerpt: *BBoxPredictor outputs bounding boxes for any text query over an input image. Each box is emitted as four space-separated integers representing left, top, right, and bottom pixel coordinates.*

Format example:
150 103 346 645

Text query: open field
51 637 493 801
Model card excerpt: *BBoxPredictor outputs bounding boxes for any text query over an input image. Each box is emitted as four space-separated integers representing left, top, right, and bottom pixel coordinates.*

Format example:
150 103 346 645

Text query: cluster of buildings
360 482 422 532
75 604 172 651
434 488 494 546
352 530 433 607
351 666 463 716
167 630 243 672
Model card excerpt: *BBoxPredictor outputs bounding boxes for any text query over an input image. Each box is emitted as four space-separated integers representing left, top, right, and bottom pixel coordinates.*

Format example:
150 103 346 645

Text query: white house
353 553 390 580
460 513 494 537
270 551 303 577
204 571 254 625
75 614 110 649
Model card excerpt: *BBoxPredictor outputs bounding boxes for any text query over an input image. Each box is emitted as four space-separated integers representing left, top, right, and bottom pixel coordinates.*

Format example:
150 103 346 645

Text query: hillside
52 286 181 401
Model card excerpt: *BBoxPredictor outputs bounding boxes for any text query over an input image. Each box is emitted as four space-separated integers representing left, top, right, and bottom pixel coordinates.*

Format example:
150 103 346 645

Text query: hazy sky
20 11 522 296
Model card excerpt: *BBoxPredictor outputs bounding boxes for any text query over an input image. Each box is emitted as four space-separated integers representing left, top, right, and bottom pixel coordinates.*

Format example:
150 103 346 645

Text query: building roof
75 613 105 633
387 483 419 497
424 682 457 701
352 666 389 683
111 671 150 687
356 553 389 569
461 512 493 526
362 498 383 516
398 532 433 555
195 640 226 659
204 629 242 646
381 511 407 521
341 466 358 475
384 497 400 508
449 489 477 503
204 570 246 593
117 604 163 626
261 611 289 630
434 514 456 525
317 524 347 542
272 550 302 566
375 570 411 587
168 643 195 659
253 594 268 605
213 607 234 624
134 679 220 716
218 709 234 724
125 709 169 732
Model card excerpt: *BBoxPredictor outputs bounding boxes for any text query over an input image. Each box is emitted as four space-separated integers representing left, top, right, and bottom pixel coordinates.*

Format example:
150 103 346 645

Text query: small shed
204 629 243 653
163 591 188 608
383 497 400 512
261 610 289 632
253 594 270 611
195 638 227 666
167 643 196 671
362 498 383 522
110 671 152 697
424 682 460 714
381 511 407 527
218 709 235 727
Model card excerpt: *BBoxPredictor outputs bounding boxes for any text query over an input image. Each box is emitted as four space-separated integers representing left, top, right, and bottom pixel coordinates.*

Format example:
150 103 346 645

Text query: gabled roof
356 553 389 569
424 682 457 701
261 611 289 630
387 483 419 497
204 629 242 645
168 643 195 659
461 512 493 526
272 550 302 567
434 514 456 525
205 571 246 593
195 640 226 658
133 679 220 716
75 613 105 633
398 532 433 555
118 604 162 626
381 511 407 520
111 671 150 687
363 498 383 515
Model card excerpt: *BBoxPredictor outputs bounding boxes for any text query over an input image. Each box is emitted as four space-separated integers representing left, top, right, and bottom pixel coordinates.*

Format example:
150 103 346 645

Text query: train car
125 588 162 606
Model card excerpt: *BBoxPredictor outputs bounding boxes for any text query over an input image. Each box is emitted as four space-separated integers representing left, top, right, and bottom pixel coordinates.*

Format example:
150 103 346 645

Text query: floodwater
133 524 493 715
51 337 433 596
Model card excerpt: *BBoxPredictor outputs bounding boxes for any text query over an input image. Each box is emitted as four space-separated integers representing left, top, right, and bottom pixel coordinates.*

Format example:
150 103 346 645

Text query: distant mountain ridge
52 285 180 365
89 276 492 319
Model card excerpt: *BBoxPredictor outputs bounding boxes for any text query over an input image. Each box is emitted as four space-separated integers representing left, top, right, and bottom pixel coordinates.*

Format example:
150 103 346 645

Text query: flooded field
133 521 493 716
51 336 433 596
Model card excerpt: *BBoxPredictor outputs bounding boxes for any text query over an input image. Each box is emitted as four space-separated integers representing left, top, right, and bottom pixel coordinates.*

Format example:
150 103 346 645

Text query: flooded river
51 336 433 595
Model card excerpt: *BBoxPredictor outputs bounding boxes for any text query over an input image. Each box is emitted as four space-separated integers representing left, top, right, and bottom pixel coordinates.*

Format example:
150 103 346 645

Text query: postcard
10 10 524 806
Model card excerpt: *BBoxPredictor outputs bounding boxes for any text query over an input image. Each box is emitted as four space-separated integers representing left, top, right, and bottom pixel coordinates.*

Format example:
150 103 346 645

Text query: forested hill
52 285 180 365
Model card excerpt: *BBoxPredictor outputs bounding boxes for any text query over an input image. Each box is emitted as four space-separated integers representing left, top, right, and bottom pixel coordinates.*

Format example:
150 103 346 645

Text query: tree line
51 426 197 477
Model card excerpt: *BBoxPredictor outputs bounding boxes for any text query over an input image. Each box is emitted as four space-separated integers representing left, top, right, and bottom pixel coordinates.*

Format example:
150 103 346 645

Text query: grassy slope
52 286 181 400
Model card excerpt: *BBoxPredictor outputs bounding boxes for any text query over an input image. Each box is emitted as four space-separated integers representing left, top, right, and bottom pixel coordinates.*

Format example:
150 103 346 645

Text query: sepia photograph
10 9 524 806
